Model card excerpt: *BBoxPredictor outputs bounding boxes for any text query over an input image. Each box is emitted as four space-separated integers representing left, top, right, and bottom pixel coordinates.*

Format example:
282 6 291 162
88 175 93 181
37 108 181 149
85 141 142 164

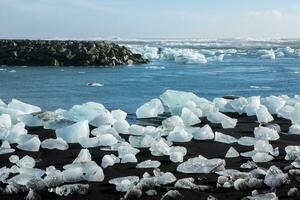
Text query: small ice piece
170 152 184 163
292 157 300 168
98 134 118 146
162 116 185 131
101 154 120 168
136 98 164 119
50 184 89 196
207 111 237 129
167 126 193 142
0 107 24 124
180 107 200 126
118 145 140 158
111 109 127 121
254 126 279 141
6 122 28 143
17 114 44 127
149 139 170 156
62 167 84 183
288 187 299 198
252 152 274 163
238 136 256 146
214 132 237 144
89 112 115 127
17 136 41 152
123 187 142 200
246 192 277 200
285 146 300 160
113 120 130 134
129 135 156 148
55 120 90 143
291 103 300 124
128 124 145 136
225 147 239 158
177 156 225 173
161 190 183 200
73 149 92 163
261 96 286 114
240 161 258 169
17 155 36 168
244 96 261 116
41 137 68 150
264 165 289 188
0 114 12 139
256 105 274 123
289 124 300 135
0 98 6 106
254 140 273 153
8 99 41 114
136 160 161 168
91 125 119 137
121 153 138 163
44 166 64 187
278 105 294 120
227 97 248 114
25 189 41 200
9 155 19 164
109 176 139 192
192 124 214 140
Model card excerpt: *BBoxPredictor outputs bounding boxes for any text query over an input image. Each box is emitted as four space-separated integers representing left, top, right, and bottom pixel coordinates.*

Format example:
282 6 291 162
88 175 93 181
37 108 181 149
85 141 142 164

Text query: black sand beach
0 113 298 200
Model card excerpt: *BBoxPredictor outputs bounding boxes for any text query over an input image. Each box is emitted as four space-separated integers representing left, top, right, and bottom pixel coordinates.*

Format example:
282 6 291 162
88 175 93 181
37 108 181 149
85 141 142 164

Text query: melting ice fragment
180 107 200 126
261 96 286 114
121 153 138 163
214 132 237 144
41 137 69 150
291 103 300 124
109 176 139 192
252 152 274 163
192 124 214 140
113 120 130 134
285 146 300 160
17 114 44 127
225 147 239 158
256 106 274 123
167 126 193 142
264 165 289 188
254 126 279 141
17 136 41 152
8 99 41 114
55 120 90 143
177 156 225 173
289 124 300 135
162 116 185 131
136 160 161 169
17 155 36 168
136 98 164 119
101 154 120 168
49 184 89 196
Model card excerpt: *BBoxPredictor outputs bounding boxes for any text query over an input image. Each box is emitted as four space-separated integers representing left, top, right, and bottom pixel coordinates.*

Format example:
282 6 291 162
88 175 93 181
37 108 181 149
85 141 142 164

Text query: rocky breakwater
0 39 148 66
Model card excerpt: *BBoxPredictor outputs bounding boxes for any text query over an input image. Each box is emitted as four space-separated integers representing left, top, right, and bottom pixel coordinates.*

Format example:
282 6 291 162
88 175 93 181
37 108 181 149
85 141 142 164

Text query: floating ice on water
214 132 237 144
238 136 256 146
177 156 225 173
41 137 69 150
136 98 164 119
49 184 89 196
8 99 41 114
167 126 193 142
109 176 139 192
121 153 138 163
264 165 289 188
86 82 104 87
192 124 214 140
180 107 200 126
259 49 276 59
136 160 161 168
261 96 286 114
113 120 130 134
17 136 41 152
55 120 90 143
101 154 120 168
256 106 274 123
254 126 279 141
252 152 274 163
128 124 145 135
285 146 300 160
17 114 44 127
225 147 239 158
207 54 225 62
17 155 36 168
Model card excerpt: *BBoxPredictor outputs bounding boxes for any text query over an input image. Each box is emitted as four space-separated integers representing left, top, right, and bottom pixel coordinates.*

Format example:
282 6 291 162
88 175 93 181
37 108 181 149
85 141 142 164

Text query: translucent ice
264 165 289 188
50 184 89 196
162 115 184 131
120 153 138 163
291 103 300 124
111 109 127 121
289 124 300 134
177 156 225 173
101 154 120 168
17 136 41 152
17 114 44 127
89 112 114 127
252 152 274 163
136 160 161 168
170 152 184 163
192 124 214 140
225 147 239 158
118 145 140 158
55 120 90 143
17 155 36 168
149 139 171 156
244 96 261 116
214 132 237 144
238 137 257 146
8 99 41 114
256 106 274 123
136 98 164 118
167 126 193 142
207 110 237 129
109 176 139 192
128 124 145 136
254 126 279 141
113 120 130 134
0 114 11 139
262 96 286 114
180 107 200 126
41 137 69 150
285 146 300 160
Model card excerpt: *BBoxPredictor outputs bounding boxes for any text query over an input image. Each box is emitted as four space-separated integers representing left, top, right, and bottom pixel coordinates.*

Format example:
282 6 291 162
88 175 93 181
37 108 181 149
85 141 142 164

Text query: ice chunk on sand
180 107 200 126
121 153 138 163
101 154 120 168
225 147 239 158
89 112 114 127
0 107 24 124
128 124 145 136
285 146 300 160
264 165 289 188
162 116 184 131
136 98 164 119
0 114 12 138
289 124 300 134
252 152 274 163
192 124 214 140
215 132 237 144
8 99 41 114
254 126 279 141
50 184 89 196
0 98 6 107
167 126 193 142
72 149 92 163
238 136 256 146
55 120 90 143
170 152 184 163
256 106 274 123
17 114 44 127
17 136 41 152
113 120 130 134
136 160 161 168
254 140 274 153
291 103 300 124
111 109 127 121
207 110 237 128
118 145 140 158
129 135 156 148
41 137 69 150
227 97 248 114
109 176 139 192
177 156 225 173
0 141 15 155
6 122 28 143
9 155 19 163
17 155 36 168
244 96 261 116
149 139 171 156
262 96 286 114
278 105 294 120
91 125 119 137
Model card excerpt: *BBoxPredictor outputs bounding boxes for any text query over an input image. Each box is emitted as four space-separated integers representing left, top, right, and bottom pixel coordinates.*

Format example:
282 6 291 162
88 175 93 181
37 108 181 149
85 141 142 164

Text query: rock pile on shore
0 40 148 66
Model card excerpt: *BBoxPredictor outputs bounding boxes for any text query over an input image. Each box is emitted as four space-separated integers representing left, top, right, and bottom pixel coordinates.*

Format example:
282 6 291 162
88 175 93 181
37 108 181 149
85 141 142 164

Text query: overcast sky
1 0 300 39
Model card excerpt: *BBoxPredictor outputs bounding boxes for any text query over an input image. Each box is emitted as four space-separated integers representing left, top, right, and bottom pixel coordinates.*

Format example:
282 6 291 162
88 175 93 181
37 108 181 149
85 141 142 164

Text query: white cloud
247 10 284 20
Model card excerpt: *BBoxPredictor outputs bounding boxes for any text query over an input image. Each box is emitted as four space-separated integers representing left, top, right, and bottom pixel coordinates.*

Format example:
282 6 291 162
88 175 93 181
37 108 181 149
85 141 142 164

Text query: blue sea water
0 39 300 113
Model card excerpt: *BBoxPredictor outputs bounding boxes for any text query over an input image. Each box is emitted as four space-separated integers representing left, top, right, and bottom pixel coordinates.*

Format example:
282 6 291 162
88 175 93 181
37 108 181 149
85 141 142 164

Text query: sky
1 0 300 39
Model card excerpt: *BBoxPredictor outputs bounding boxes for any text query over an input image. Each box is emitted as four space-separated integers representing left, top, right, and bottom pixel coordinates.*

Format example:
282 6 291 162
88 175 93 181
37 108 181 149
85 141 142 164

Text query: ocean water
0 39 300 113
